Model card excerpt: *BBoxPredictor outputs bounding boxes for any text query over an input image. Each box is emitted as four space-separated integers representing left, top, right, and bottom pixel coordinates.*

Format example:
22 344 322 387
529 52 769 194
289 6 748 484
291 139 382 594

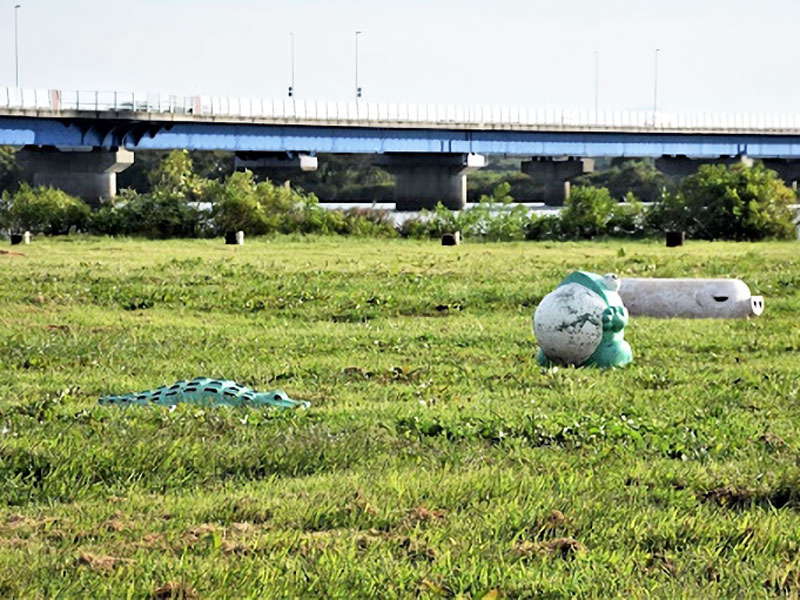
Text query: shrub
649 163 797 240
560 185 616 238
0 184 90 234
89 188 209 239
577 158 667 202
607 192 648 237
526 214 564 241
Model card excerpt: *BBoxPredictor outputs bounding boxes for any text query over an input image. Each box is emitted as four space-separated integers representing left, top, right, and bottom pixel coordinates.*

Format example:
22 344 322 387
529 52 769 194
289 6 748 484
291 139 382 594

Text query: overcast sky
2 0 800 115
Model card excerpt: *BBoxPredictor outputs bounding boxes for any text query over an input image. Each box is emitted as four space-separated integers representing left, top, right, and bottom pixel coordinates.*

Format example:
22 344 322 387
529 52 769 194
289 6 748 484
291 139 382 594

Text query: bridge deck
4 88 800 158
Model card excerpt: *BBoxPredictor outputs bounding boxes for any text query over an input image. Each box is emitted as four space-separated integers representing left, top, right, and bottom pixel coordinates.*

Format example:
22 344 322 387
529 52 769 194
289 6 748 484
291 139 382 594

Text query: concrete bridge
4 87 800 209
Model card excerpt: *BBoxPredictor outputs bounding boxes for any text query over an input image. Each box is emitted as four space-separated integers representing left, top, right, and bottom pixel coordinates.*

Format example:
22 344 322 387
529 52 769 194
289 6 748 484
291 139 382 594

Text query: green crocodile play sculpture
99 377 309 409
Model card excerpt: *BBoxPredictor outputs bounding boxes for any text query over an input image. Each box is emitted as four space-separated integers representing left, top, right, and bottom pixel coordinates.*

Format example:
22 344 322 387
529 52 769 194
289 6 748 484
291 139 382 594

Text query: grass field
1 236 799 598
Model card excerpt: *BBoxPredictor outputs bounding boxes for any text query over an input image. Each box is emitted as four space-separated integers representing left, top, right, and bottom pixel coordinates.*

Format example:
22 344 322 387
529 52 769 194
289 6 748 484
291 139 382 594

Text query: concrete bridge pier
378 153 487 211
17 147 134 206
234 152 318 172
760 159 800 189
521 157 595 206
655 154 753 177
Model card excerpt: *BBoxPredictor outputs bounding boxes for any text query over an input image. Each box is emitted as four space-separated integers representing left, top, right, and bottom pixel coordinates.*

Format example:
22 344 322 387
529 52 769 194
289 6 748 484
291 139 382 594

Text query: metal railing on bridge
4 86 800 133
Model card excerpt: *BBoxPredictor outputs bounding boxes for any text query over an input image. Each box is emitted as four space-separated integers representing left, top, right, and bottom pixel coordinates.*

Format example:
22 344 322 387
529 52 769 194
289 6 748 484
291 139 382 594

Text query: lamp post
593 50 599 122
653 48 661 124
354 30 362 101
288 32 295 97
14 4 21 88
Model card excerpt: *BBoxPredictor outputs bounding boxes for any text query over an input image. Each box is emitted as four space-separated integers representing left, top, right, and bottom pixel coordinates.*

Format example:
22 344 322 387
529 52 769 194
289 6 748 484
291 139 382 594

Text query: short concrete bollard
441 232 461 246
225 231 245 245
22 231 31 245
619 278 764 318
665 231 685 247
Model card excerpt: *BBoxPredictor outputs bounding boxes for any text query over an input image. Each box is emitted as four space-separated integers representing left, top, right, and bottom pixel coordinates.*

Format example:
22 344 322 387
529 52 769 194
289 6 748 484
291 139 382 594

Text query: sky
2 0 800 115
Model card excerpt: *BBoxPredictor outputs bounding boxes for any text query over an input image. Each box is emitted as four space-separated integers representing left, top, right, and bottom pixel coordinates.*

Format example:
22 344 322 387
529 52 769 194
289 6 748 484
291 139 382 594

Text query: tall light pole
288 32 295 97
14 4 21 88
653 48 661 124
354 30 362 101
593 50 599 122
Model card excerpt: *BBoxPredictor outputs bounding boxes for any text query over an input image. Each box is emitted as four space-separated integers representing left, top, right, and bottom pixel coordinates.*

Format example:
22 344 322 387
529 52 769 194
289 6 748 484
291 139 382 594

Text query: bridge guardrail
3 86 800 133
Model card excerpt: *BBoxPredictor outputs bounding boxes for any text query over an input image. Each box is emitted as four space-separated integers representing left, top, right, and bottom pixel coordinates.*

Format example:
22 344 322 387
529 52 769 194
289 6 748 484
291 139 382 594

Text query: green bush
607 192 648 237
650 163 797 240
0 184 90 234
525 214 564 241
89 152 211 239
559 185 616 238
577 159 668 202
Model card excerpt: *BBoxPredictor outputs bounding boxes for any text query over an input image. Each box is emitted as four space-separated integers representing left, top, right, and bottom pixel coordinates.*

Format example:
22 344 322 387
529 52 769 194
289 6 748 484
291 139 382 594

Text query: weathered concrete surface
18 147 134 205
235 153 318 172
655 154 752 177
619 278 764 318
521 157 595 206
378 153 486 211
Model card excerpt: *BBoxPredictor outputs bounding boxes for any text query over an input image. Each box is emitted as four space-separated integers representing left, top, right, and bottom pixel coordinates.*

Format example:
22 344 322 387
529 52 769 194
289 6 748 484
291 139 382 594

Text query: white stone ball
533 282 607 366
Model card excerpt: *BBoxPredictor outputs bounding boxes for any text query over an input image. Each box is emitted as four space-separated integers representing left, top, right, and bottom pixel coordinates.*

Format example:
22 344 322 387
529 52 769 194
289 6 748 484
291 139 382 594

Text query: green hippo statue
99 377 309 409
533 271 632 368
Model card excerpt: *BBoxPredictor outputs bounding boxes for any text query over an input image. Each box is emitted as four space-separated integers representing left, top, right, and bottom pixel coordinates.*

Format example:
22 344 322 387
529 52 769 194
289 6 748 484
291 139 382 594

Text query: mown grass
1 236 799 597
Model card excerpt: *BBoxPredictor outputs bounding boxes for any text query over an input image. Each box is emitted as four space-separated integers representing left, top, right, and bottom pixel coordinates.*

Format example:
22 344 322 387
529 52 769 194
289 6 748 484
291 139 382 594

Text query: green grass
1 236 799 598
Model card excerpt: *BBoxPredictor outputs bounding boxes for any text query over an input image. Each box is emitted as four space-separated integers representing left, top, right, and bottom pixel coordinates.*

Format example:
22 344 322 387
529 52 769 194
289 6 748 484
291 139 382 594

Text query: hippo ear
602 273 621 292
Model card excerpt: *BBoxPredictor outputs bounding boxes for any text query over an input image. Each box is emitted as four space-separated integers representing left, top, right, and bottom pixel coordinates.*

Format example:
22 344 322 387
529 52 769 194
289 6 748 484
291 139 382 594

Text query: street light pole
593 50 599 122
355 30 362 101
289 32 295 97
14 4 21 88
653 48 661 124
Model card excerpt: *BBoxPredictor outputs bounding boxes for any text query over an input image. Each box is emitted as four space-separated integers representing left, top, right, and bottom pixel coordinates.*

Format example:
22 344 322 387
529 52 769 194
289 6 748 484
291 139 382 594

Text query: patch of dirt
514 537 584 559
701 485 794 510
5 514 36 528
645 552 677 576
135 532 168 550
101 512 130 533
545 509 566 528
76 552 134 571
403 506 447 526
183 524 219 543
150 581 198 599
342 366 373 380
221 540 251 555
45 324 70 333
230 522 255 534
0 249 25 257
398 536 436 562
759 432 786 449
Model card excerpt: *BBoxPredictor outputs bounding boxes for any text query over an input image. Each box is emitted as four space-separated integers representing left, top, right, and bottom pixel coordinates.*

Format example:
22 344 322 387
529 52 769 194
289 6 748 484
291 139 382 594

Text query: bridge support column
234 152 318 172
18 147 134 206
760 159 800 189
521 157 594 206
655 155 753 177
379 153 486 211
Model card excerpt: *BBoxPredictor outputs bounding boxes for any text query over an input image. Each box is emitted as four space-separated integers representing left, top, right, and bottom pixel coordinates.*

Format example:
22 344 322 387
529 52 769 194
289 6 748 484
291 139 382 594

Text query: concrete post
521 158 595 206
18 147 134 206
378 153 487 211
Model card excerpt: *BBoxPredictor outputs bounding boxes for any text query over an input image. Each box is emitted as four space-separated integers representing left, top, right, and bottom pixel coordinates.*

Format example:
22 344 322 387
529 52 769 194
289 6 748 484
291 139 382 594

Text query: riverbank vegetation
1 150 797 242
